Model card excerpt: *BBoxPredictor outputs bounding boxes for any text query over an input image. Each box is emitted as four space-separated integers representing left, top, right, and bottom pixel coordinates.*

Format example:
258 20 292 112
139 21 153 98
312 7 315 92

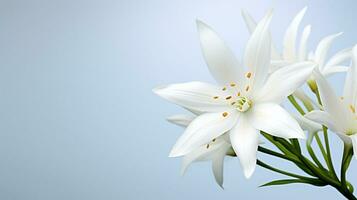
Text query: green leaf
260 179 326 187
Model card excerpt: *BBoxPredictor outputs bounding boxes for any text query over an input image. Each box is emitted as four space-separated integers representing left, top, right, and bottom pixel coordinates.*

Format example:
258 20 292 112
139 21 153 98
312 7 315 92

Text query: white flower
168 114 231 188
305 45 357 158
242 7 351 76
154 12 314 178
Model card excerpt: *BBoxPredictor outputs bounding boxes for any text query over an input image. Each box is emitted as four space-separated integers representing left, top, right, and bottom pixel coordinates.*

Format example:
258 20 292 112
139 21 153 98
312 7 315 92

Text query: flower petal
180 139 228 175
230 115 259 178
247 103 305 139
325 48 352 68
305 110 342 133
293 114 322 133
170 111 239 157
167 114 195 127
241 9 280 60
314 70 351 128
243 11 272 90
153 81 229 112
298 25 311 61
350 135 357 159
343 45 357 107
322 66 349 76
197 20 244 85
283 7 307 61
314 32 343 69
212 143 231 188
254 61 314 103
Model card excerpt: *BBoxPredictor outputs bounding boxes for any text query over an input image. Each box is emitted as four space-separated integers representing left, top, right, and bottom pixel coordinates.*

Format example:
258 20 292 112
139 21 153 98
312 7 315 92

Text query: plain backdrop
0 0 356 199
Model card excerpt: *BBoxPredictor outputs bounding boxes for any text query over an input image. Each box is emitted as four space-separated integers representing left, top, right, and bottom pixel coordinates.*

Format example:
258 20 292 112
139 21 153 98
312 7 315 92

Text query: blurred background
0 0 356 199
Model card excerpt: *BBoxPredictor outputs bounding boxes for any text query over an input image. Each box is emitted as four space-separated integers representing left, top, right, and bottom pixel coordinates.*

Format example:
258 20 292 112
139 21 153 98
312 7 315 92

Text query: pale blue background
0 0 356 199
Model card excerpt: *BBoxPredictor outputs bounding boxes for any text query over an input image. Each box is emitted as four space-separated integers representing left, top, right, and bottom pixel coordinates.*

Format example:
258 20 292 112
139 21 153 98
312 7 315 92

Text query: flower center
235 97 252 112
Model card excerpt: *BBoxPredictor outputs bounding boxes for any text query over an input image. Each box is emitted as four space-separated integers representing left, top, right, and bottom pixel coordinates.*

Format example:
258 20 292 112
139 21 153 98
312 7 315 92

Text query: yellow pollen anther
226 96 232 100
222 112 228 117
341 96 345 100
213 96 219 99
350 105 356 113
230 83 236 87
245 85 250 91
206 144 210 149
231 102 236 105
222 87 227 91
212 138 216 142
246 72 252 78
237 92 241 96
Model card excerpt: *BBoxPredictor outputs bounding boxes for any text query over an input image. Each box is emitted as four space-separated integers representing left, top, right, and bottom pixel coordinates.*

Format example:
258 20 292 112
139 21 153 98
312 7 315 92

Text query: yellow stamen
350 105 356 113
230 83 236 87
222 87 227 91
245 85 250 91
225 96 232 100
222 112 228 117
237 92 241 96
206 144 210 149
213 96 219 99
246 72 252 78
212 138 216 142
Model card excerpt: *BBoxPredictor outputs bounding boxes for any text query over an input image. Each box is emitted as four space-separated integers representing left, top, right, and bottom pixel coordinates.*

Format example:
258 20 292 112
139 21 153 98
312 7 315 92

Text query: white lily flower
168 114 231 188
305 45 357 158
154 12 314 178
242 7 351 76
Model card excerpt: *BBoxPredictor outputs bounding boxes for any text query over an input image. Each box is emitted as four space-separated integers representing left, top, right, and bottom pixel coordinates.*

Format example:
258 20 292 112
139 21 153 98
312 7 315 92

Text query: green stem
288 95 306 115
257 160 315 180
341 144 353 188
306 132 327 170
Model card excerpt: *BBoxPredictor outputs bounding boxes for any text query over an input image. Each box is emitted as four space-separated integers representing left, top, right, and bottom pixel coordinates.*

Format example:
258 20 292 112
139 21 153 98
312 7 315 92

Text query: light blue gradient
0 0 356 199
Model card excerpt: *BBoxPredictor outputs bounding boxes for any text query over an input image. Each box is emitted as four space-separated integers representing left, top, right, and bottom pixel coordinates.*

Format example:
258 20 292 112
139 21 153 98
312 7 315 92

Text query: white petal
314 32 343 69
314 70 351 128
350 135 357 159
241 10 257 34
153 82 229 112
293 114 322 133
243 11 272 91
247 103 305 139
270 60 291 72
197 20 244 85
212 143 231 188
230 115 259 178
325 48 352 67
322 66 349 76
180 139 227 175
170 111 239 157
283 7 307 61
241 10 280 60
293 89 321 109
304 110 342 133
254 62 314 103
298 25 311 61
167 114 195 127
343 45 357 107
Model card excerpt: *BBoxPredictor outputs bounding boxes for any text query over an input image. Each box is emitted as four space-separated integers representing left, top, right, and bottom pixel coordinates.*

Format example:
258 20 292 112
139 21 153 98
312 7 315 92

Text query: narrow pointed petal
230 115 259 178
254 62 314 103
283 7 307 61
241 10 257 34
293 114 322 133
241 9 280 60
322 66 349 76
180 139 227 175
314 70 350 128
343 45 357 107
197 20 244 85
167 114 195 127
153 81 229 112
325 48 352 67
269 60 291 72
350 135 357 159
212 144 230 188
298 25 311 61
305 110 342 133
170 111 239 157
248 103 305 139
314 32 343 69
243 11 272 90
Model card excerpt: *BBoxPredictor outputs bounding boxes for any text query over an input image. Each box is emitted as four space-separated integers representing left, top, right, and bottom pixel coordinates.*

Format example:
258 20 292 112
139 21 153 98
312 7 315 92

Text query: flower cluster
153 7 357 197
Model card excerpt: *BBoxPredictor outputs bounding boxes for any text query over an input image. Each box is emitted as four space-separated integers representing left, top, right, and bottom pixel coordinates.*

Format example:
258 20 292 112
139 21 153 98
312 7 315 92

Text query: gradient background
0 0 356 199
